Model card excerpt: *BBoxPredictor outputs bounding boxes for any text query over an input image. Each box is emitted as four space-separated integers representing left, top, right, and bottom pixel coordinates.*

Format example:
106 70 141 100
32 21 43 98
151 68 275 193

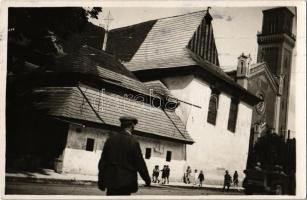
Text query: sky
89 7 297 135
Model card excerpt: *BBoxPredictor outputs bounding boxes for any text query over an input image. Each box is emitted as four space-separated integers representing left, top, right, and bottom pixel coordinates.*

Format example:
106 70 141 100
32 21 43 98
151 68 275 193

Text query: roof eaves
187 49 261 105
79 86 193 143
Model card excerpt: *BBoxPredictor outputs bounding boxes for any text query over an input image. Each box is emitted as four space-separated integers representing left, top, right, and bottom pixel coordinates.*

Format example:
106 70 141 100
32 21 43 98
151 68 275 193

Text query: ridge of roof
109 19 157 32
250 62 266 69
148 9 207 22
109 9 207 32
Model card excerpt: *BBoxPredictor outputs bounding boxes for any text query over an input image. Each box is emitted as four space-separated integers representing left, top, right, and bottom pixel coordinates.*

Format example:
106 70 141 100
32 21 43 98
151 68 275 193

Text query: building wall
162 75 253 185
61 124 186 181
279 43 293 136
257 42 294 136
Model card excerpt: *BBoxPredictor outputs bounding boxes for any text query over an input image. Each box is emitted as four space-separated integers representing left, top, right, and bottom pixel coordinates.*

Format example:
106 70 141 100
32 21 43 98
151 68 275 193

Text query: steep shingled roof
54 45 151 95
33 86 193 143
106 10 220 71
106 20 157 62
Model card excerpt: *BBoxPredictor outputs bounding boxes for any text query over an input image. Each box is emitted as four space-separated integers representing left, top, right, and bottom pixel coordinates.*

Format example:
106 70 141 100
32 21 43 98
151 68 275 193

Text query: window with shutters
227 98 239 133
207 89 220 125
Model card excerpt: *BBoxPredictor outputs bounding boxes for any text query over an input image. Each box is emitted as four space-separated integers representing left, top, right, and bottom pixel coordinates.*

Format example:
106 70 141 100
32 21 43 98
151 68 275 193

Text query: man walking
98 116 151 196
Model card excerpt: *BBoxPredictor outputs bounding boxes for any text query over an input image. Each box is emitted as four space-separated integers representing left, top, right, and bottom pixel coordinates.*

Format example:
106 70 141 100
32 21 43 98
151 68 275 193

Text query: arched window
207 89 220 125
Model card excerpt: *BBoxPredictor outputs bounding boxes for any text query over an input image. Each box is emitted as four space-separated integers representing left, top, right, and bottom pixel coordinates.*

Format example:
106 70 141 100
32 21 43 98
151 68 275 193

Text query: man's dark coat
98 131 151 193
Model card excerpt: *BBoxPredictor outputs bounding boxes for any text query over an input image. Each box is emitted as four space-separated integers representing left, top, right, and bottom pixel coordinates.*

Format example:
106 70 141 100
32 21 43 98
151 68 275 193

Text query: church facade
225 7 296 147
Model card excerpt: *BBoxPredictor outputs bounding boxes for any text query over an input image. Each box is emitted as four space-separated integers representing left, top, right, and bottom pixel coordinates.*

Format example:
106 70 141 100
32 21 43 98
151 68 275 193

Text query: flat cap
119 115 138 124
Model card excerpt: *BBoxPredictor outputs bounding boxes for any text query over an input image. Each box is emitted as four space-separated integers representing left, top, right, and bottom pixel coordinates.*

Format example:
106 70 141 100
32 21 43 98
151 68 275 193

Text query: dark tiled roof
54 45 151 95
106 20 157 62
33 86 193 143
107 10 217 71
80 22 105 50
122 11 208 71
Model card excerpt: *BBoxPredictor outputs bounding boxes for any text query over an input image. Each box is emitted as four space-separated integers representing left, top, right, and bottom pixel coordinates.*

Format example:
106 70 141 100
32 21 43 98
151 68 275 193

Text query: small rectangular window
86 138 95 151
166 151 172 162
227 98 239 133
145 148 151 159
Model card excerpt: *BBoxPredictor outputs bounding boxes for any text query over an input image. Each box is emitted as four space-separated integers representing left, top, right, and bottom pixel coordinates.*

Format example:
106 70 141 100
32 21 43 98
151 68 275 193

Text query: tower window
240 61 244 73
145 148 151 159
86 138 95 151
227 98 239 133
207 89 220 125
166 151 172 162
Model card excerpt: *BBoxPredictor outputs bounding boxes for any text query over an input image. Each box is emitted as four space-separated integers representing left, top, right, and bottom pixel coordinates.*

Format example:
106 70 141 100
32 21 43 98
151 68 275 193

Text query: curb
6 176 243 192
6 176 170 189
160 184 244 192
6 176 97 186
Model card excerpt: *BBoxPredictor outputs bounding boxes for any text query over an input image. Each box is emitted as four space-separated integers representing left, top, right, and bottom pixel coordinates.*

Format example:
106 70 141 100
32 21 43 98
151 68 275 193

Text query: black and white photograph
0 0 306 198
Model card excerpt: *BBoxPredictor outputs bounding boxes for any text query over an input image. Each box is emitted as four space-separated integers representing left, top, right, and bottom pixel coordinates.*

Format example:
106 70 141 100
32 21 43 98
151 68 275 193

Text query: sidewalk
6 169 243 192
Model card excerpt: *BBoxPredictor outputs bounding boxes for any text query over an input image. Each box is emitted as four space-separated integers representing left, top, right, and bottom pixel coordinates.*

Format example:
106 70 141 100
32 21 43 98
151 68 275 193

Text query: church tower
236 53 252 89
257 7 296 137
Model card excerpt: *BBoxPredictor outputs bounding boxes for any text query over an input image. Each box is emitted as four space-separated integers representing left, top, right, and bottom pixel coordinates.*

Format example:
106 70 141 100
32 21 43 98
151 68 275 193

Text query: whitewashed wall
61 124 187 181
162 75 253 185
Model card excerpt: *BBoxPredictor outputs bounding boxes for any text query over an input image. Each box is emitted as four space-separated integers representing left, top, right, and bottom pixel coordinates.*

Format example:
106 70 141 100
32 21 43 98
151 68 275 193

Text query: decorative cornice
257 33 296 48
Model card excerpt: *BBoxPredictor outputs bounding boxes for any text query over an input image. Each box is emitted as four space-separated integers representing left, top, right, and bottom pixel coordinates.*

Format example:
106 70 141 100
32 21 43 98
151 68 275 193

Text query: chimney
236 53 251 89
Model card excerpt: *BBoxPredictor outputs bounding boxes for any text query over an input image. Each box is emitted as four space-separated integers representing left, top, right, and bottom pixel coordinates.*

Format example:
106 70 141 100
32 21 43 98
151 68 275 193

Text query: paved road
5 182 242 196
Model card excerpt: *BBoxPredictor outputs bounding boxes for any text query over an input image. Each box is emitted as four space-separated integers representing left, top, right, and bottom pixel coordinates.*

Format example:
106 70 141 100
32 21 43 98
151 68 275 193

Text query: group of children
153 165 240 189
152 165 170 184
183 166 205 187
183 166 240 190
